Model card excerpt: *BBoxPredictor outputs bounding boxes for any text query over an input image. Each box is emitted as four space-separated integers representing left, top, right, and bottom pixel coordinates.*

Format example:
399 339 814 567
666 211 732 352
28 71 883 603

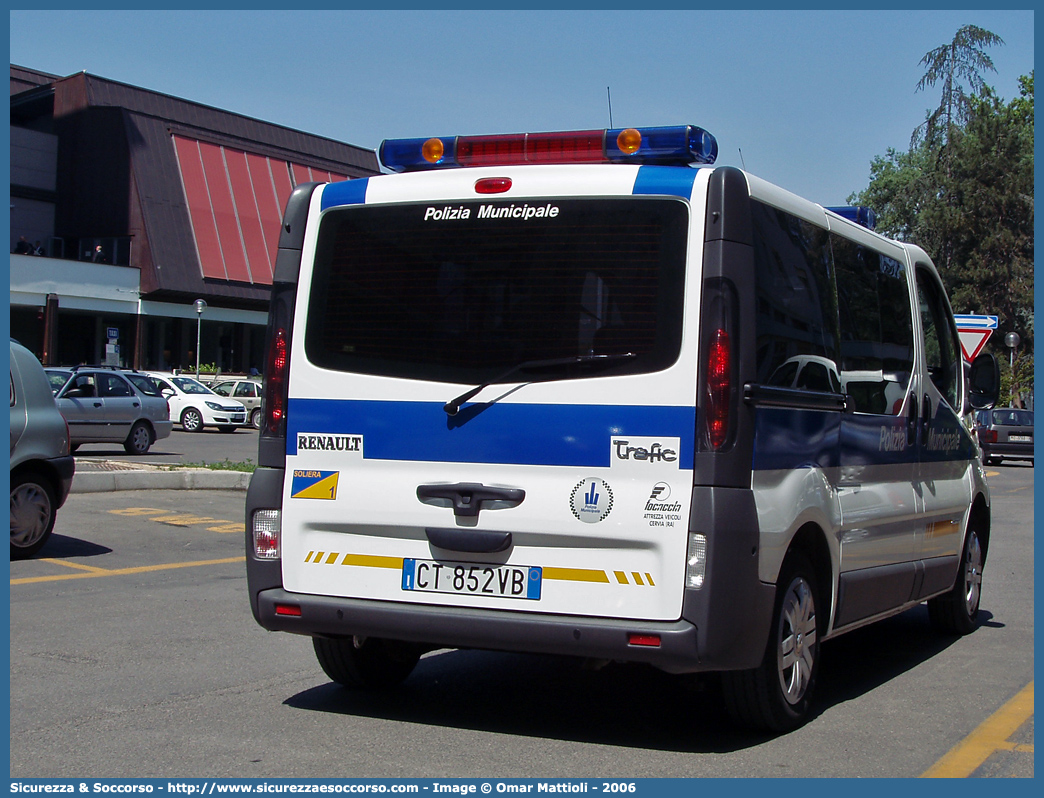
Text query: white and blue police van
246 125 1000 731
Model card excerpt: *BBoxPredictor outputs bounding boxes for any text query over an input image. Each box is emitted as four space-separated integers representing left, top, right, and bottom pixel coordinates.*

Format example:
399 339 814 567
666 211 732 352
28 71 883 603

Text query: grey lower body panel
256 588 707 673
834 555 960 629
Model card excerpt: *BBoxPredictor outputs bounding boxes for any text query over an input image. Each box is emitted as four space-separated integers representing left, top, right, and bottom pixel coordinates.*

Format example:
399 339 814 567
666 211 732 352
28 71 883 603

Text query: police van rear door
280 164 708 623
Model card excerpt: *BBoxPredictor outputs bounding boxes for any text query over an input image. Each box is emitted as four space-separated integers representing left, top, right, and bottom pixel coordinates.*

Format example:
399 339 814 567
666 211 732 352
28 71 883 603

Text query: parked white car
143 372 248 433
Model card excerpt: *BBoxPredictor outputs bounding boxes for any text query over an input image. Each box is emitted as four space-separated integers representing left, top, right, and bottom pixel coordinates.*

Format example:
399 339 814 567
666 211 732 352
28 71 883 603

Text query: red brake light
706 328 731 450
264 327 288 434
475 177 512 194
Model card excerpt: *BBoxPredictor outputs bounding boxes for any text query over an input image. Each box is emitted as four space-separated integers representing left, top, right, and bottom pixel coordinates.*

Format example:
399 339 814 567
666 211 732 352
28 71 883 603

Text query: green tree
943 74 1034 341
850 69 1033 383
916 24 1004 146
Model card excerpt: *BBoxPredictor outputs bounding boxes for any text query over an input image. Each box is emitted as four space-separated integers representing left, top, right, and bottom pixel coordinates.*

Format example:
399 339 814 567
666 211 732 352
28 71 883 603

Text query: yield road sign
954 314 998 361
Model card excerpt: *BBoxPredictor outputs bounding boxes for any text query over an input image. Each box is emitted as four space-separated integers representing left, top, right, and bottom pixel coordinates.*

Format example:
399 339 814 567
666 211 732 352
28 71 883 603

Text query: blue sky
8 8 1036 206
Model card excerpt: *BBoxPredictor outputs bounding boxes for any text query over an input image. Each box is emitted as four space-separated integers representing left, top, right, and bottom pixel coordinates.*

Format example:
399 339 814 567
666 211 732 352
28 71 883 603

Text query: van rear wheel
722 552 820 732
313 636 421 689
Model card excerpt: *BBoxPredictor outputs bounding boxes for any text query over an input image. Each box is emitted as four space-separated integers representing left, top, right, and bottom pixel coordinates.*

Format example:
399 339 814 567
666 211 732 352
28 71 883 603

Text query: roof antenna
607 86 613 128
738 147 747 170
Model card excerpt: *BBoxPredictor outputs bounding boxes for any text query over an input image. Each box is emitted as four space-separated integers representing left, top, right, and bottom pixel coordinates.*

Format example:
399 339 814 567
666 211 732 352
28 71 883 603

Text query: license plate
401 558 542 600
1010 435 1032 443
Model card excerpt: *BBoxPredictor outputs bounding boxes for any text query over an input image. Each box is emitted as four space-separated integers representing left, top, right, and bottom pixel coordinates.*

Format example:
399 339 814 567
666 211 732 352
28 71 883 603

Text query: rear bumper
982 441 1033 460
50 454 75 508
255 587 707 673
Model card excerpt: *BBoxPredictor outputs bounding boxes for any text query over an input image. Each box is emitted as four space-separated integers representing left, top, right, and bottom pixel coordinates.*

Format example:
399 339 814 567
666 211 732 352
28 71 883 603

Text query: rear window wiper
443 353 636 416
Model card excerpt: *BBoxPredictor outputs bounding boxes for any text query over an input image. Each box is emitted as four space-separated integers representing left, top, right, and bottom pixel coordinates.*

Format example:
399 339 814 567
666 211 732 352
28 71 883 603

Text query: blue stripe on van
287 398 695 468
752 406 976 471
320 178 369 210
632 166 697 199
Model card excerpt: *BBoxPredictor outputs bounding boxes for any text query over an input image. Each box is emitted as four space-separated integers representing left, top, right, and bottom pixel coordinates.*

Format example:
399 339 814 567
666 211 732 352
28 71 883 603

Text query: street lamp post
1005 331 1021 407
1005 331 1020 371
194 299 207 379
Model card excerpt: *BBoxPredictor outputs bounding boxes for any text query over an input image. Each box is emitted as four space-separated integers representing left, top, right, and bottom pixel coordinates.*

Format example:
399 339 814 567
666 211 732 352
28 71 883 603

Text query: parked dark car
10 340 76 558
976 408 1034 466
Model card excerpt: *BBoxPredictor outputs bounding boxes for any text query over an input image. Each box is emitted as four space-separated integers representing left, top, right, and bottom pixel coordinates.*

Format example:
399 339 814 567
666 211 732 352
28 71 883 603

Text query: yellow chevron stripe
543 567 610 583
339 553 404 570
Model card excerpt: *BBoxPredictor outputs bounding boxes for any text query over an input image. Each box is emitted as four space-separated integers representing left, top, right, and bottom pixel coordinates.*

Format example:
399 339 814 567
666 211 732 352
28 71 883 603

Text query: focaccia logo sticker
570 478 613 524
645 481 682 528
291 470 339 500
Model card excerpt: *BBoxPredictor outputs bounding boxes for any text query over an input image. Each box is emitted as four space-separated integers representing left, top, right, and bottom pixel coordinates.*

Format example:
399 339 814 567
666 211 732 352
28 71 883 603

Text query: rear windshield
304 198 688 384
991 409 1033 427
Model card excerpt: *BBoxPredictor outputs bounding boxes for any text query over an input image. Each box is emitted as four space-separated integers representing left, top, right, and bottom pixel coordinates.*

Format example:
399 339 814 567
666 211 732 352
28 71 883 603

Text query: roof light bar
827 206 877 231
379 125 718 172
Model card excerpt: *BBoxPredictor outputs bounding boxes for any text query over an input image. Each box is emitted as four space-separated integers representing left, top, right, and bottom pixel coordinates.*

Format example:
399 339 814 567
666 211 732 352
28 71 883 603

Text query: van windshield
304 198 688 385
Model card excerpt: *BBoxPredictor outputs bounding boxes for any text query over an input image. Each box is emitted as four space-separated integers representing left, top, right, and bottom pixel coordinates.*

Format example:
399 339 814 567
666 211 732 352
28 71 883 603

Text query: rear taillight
983 430 998 444
263 327 288 435
699 277 738 453
252 508 281 559
706 328 731 450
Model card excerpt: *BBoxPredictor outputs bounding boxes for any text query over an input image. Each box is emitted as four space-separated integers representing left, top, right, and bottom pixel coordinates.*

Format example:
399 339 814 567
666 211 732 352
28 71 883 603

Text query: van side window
832 237 914 415
751 202 839 391
916 268 961 410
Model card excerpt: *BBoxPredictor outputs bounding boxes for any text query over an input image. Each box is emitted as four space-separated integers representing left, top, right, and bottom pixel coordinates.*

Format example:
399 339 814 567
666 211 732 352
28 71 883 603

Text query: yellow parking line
11 556 245 585
38 558 111 574
921 682 1034 777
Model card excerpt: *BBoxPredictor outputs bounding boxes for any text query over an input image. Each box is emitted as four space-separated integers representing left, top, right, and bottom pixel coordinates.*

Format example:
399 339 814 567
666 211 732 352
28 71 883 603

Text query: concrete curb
71 469 251 493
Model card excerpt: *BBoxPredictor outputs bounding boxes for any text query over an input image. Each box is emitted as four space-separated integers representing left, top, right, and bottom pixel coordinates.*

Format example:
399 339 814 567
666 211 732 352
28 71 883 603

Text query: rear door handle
417 482 525 518
425 527 512 553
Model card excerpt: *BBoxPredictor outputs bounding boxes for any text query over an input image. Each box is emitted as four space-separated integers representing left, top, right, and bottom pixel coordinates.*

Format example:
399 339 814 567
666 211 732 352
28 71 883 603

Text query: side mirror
161 388 175 399
966 352 1000 411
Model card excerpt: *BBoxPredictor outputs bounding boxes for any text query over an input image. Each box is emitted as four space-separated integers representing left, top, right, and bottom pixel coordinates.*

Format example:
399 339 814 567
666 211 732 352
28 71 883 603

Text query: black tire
722 552 821 733
928 527 983 635
250 408 262 430
10 471 57 559
123 421 153 455
218 425 237 433
313 636 421 689
181 407 204 433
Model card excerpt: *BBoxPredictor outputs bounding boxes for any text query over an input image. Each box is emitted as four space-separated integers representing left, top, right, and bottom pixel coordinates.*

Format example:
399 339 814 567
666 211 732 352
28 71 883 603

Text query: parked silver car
50 367 173 455
209 378 263 429
10 340 76 559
